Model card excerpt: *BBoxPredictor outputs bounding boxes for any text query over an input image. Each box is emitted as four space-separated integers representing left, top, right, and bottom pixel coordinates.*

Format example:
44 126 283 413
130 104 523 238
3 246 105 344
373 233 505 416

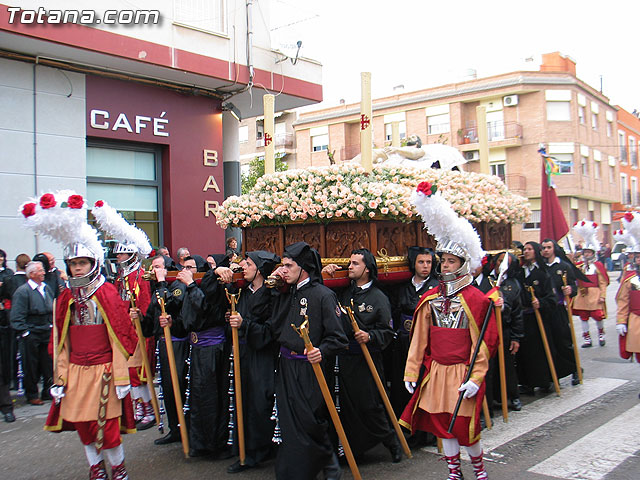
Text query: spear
528 286 561 395
226 288 245 466
292 317 361 480
155 291 189 458
341 301 412 459
562 273 583 384
125 276 161 427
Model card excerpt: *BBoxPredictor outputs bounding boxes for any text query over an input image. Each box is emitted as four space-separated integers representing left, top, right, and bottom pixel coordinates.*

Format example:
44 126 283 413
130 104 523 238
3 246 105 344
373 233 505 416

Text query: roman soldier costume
399 182 498 480
572 221 609 348
21 190 137 480
92 201 156 429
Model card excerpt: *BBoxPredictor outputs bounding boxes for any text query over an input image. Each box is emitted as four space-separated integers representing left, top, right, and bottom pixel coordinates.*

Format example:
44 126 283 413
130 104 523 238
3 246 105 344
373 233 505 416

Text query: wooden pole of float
360 72 373 173
391 121 400 147
476 106 490 175
264 94 275 175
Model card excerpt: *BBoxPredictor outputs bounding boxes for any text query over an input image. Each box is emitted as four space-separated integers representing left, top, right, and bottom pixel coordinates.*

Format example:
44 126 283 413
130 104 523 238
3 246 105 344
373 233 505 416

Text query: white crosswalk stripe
482 377 628 452
528 402 640 479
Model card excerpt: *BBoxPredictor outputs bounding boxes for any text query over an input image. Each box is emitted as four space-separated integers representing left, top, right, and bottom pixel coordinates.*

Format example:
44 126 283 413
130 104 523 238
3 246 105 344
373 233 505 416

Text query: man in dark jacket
10 260 54 404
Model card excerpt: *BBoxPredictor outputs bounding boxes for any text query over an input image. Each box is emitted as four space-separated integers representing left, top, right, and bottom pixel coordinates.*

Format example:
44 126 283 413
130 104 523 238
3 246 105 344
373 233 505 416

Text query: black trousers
0 325 16 389
0 336 12 414
486 331 520 406
20 330 52 401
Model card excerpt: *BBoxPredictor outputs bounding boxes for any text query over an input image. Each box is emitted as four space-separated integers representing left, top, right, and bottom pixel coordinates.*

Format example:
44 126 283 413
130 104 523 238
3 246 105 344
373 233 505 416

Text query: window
173 0 227 35
619 131 627 164
256 122 264 139
426 105 450 134
610 165 615 183
578 105 586 124
385 121 406 141
630 136 638 168
633 177 639 205
490 162 506 182
238 126 248 144
607 121 612 137
546 90 572 121
581 155 589 176
523 210 541 230
621 173 629 204
486 110 505 141
554 153 574 174
570 208 579 226
591 102 599 130
310 126 329 152
594 159 601 180
427 113 450 134
87 143 162 247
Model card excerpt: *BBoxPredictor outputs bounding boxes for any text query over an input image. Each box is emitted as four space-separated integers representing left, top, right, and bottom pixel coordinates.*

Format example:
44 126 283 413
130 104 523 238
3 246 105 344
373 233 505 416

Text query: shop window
87 143 162 247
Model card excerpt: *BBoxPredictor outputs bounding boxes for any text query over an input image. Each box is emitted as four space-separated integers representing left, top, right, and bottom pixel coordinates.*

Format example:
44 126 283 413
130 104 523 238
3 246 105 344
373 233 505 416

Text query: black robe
476 275 524 404
335 283 395 456
228 283 277 465
141 280 189 438
515 264 561 388
387 276 438 416
271 279 348 480
180 270 230 454
544 259 578 379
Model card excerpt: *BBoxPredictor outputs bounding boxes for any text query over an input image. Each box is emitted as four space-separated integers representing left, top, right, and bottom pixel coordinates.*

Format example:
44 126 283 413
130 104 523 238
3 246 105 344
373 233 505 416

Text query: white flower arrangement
213 162 530 229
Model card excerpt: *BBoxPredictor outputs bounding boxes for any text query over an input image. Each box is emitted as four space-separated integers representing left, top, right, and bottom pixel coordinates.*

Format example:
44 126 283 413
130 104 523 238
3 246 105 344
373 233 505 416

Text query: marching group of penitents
3 184 640 480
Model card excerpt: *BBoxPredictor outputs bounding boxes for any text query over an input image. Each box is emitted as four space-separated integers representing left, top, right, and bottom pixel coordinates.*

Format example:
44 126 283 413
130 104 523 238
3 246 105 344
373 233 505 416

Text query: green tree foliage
241 153 288 194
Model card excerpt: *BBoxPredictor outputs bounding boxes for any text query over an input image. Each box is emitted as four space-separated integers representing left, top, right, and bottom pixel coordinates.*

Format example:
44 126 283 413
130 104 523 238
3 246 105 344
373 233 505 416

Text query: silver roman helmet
91 201 152 276
19 190 106 300
410 181 484 296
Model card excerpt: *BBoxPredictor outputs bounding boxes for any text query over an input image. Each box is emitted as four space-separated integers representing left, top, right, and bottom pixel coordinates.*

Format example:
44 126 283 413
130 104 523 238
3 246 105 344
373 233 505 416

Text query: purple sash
279 346 308 362
190 327 225 347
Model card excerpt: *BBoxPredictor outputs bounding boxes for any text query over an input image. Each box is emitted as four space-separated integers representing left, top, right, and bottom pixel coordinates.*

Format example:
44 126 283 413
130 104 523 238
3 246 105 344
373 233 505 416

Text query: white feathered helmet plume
621 211 640 253
572 219 600 252
91 200 152 257
410 181 484 273
19 190 104 292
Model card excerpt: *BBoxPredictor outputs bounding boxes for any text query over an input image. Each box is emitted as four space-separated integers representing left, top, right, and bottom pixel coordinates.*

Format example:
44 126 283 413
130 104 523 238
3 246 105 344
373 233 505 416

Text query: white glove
50 385 65 405
405 381 416 394
458 380 480 399
115 385 131 399
617 324 628 336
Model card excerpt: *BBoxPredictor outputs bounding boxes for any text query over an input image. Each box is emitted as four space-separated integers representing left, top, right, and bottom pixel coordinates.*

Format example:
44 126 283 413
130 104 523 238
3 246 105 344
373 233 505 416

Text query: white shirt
28 279 47 298
411 275 428 292
357 280 373 291
297 277 310 288
524 262 539 278
545 257 560 267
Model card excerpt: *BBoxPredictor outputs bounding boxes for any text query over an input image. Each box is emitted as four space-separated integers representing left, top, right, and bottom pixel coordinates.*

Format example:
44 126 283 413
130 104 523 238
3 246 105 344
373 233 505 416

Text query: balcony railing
458 121 523 144
255 133 295 149
620 146 628 163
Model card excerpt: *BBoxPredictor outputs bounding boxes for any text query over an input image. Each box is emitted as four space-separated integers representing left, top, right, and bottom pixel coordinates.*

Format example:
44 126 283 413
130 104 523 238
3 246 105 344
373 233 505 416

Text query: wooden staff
292 317 361 480
527 286 561 395
342 302 412 459
482 398 492 429
125 277 161 426
562 273 583 384
495 299 509 422
155 292 189 458
448 301 494 434
226 288 245 466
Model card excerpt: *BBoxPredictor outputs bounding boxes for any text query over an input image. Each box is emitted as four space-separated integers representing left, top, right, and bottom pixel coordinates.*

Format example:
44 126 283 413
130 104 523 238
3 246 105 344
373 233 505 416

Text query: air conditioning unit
503 94 519 107
464 150 480 161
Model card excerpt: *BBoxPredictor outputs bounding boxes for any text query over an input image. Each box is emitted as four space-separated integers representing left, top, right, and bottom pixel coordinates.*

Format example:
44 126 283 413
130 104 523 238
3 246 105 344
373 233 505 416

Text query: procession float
213 157 529 288
214 73 530 289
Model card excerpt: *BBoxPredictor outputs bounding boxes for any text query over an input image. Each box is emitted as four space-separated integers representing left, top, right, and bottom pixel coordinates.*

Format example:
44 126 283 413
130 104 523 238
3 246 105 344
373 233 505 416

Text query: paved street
1 280 639 480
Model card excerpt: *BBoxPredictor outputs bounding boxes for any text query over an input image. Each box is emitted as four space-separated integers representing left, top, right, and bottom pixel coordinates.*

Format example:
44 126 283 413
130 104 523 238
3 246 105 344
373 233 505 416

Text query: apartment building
613 107 640 226
293 52 619 244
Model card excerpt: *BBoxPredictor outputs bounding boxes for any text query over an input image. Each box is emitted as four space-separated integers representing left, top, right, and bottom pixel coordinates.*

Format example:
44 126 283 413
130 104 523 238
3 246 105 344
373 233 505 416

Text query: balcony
255 133 295 149
458 122 523 151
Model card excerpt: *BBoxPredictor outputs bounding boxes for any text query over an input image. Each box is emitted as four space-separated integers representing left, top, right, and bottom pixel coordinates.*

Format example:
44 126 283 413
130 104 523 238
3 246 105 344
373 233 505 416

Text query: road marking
420 377 628 456
528 402 640 479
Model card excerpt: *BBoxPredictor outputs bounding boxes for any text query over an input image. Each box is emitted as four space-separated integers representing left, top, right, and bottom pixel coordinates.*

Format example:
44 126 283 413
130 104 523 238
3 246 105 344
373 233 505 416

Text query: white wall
0 58 86 267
